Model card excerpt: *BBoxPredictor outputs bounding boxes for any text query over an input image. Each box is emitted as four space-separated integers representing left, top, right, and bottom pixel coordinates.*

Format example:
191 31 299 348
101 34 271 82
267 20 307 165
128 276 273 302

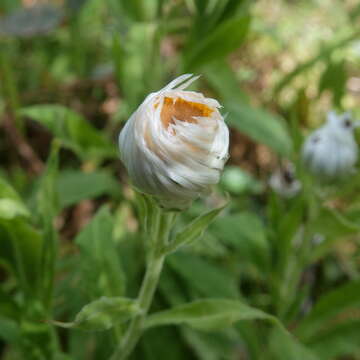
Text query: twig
2 113 44 174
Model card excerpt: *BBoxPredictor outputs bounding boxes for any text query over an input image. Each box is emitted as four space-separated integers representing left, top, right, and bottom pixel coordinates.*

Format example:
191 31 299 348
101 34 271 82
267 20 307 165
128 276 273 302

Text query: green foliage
0 178 43 297
57 170 119 209
268 327 320 360
296 281 360 341
318 60 347 107
183 15 251 70
145 299 276 330
165 202 227 253
0 177 29 219
19 105 116 161
210 211 270 273
1 0 360 359
168 252 239 298
75 206 126 298
226 102 292 156
0 316 20 344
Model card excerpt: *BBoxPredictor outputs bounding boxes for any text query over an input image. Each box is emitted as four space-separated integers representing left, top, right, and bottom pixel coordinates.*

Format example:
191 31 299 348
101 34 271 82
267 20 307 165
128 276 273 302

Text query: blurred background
1 0 360 359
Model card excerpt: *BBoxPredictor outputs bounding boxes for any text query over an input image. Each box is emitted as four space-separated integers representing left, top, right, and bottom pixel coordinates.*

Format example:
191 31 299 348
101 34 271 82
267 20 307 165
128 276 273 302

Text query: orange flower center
158 97 213 128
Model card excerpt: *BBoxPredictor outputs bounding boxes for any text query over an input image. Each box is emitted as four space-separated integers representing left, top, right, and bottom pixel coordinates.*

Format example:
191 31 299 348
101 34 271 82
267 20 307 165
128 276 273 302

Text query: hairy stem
110 208 174 360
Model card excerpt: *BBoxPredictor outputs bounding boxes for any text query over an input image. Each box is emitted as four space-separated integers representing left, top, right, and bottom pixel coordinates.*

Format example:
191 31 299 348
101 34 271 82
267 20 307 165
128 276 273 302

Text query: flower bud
302 111 358 180
269 162 301 198
119 74 229 209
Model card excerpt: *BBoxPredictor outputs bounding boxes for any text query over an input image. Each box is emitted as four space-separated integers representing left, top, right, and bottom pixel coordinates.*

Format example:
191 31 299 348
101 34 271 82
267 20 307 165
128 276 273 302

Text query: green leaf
184 15 250 70
145 299 276 331
318 60 347 106
0 177 29 219
0 288 20 320
53 296 140 331
36 141 61 309
268 327 320 360
0 198 29 219
113 23 162 109
141 327 190 360
168 253 239 299
57 169 119 208
204 62 292 157
19 105 116 161
226 102 292 156
116 0 156 21
75 206 126 298
307 320 360 360
308 206 360 262
135 192 159 236
180 327 235 360
37 140 61 219
0 316 20 344
0 218 43 296
204 61 249 105
165 203 227 254
295 281 360 342
209 212 270 273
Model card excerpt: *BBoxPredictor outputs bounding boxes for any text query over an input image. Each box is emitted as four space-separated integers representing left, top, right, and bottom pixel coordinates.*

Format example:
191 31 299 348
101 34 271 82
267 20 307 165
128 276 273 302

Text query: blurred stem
110 207 176 360
70 16 86 77
277 176 319 319
0 49 23 132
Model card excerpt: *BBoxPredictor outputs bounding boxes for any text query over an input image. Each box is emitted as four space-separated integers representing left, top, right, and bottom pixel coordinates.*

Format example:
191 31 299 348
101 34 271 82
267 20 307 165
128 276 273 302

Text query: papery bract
119 74 229 209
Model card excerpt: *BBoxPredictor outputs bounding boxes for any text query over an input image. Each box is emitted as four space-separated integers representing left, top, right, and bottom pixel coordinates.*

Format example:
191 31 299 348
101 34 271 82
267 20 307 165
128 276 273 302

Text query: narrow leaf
226 102 292 156
57 170 119 209
145 299 277 331
75 206 126 297
296 281 360 342
307 320 360 360
184 16 250 70
38 140 60 309
165 203 227 253
269 327 320 360
308 206 360 262
0 177 29 219
19 105 116 161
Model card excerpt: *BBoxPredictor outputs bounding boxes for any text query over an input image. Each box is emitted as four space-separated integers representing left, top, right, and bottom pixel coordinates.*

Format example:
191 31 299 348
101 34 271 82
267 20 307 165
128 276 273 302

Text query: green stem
0 48 23 132
110 209 174 360
113 254 164 360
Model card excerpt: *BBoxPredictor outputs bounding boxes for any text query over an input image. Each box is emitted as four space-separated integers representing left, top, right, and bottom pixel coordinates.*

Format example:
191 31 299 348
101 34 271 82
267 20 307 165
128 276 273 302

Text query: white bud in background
302 111 358 180
269 162 301 198
119 74 229 210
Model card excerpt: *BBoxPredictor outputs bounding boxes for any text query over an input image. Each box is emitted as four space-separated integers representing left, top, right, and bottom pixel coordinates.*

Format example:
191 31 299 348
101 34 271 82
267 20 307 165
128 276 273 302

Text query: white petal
118 74 230 209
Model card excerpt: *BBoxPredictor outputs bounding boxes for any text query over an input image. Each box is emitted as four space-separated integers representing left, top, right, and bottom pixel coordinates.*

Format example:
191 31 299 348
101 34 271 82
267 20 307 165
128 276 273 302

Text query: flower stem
110 208 174 360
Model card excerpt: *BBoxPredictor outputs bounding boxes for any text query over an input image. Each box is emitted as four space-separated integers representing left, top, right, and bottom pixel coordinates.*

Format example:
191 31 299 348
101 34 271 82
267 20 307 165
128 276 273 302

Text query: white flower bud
269 162 301 198
302 111 358 179
119 74 229 209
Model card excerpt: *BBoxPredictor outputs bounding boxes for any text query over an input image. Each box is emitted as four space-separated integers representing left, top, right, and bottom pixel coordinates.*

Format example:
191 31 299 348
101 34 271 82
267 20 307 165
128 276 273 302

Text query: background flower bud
302 111 358 180
269 162 301 198
119 74 229 209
